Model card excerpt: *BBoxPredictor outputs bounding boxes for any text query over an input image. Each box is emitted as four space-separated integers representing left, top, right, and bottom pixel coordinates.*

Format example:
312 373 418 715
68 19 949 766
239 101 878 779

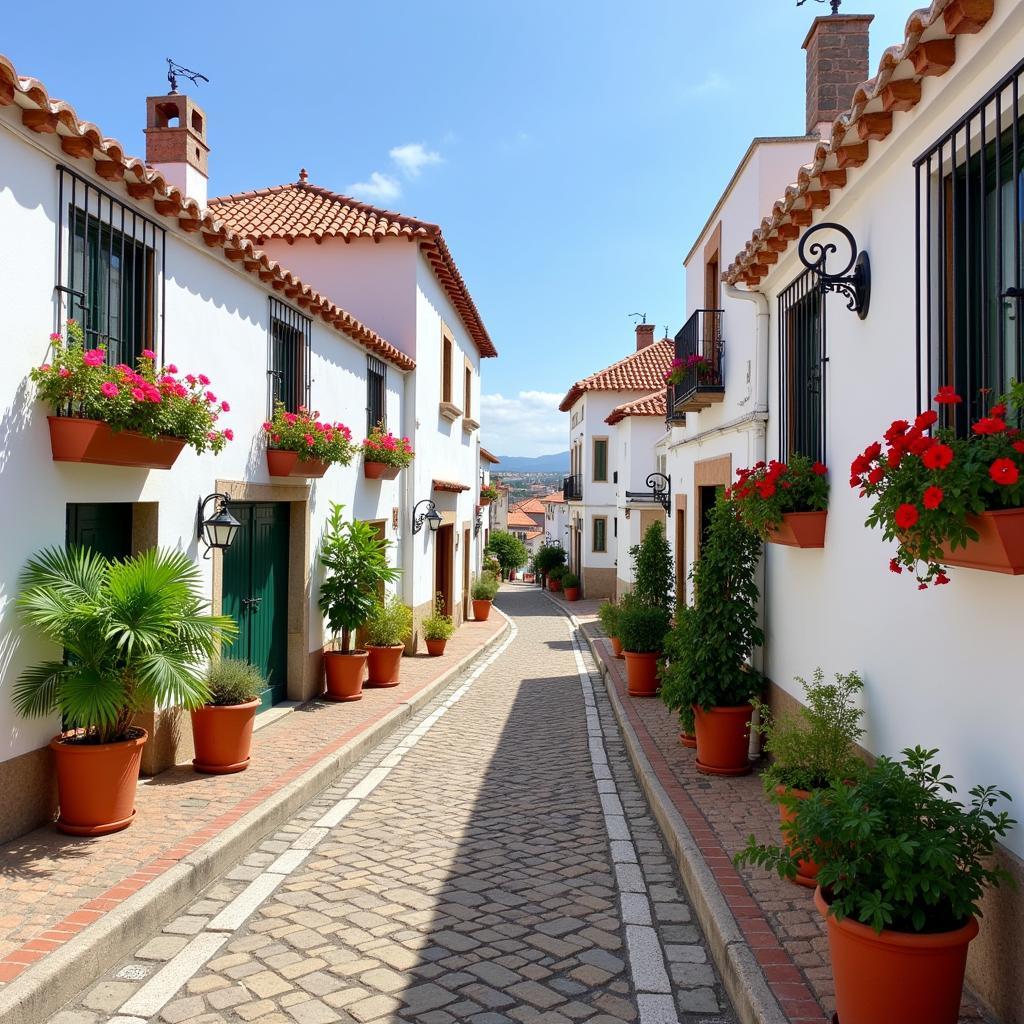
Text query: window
916 57 1024 432
593 438 609 482
441 326 454 404
367 355 387 434
57 166 165 364
593 516 607 553
268 298 311 415
778 270 825 462
464 364 473 418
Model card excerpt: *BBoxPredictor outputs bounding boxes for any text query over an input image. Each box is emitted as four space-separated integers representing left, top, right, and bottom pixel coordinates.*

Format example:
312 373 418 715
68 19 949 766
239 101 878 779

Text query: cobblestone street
51 588 735 1024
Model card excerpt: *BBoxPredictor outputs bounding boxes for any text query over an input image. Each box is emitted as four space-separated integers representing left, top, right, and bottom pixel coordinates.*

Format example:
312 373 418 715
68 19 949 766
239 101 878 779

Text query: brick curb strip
0 612 511 1024
544 590 790 1024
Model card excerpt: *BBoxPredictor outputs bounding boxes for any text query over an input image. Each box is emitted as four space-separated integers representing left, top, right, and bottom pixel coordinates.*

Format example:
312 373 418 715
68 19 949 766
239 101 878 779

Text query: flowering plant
726 455 830 538
30 320 231 453
263 402 355 465
664 352 713 388
853 383 1024 587
480 483 500 503
362 424 414 469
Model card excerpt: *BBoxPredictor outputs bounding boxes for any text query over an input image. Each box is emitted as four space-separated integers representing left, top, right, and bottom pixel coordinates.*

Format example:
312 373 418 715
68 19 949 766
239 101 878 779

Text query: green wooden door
222 503 290 711
66 503 133 560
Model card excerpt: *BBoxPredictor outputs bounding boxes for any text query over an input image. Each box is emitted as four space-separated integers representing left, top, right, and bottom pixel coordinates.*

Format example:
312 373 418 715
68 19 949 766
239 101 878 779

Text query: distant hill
494 451 569 473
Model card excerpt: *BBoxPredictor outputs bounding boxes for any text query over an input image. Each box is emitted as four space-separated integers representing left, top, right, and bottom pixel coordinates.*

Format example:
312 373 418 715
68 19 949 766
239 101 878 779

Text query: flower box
364 461 401 481
765 511 827 549
48 416 185 470
266 449 330 479
938 508 1024 575
479 497 492 507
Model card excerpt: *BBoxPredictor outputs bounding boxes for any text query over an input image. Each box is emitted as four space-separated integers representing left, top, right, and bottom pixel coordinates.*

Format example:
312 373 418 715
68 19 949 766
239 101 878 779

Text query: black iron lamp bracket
625 473 671 513
412 498 439 535
798 222 871 320
197 491 236 560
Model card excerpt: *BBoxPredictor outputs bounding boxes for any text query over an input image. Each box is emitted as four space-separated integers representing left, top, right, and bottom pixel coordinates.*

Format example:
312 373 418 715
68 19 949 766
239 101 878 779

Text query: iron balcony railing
562 473 583 502
669 309 725 415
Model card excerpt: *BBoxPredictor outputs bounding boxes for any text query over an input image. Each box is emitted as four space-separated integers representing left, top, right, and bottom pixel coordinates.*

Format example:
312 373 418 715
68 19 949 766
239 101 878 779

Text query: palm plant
15 547 237 744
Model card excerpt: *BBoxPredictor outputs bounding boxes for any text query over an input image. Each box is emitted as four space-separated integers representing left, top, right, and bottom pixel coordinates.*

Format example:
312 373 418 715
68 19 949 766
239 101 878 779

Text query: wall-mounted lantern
625 472 672 513
798 222 871 320
412 499 442 535
197 492 241 559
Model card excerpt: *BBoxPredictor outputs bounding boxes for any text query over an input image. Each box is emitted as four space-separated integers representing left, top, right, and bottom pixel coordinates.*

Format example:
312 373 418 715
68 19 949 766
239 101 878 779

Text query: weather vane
797 0 842 14
166 59 210 94
628 313 648 325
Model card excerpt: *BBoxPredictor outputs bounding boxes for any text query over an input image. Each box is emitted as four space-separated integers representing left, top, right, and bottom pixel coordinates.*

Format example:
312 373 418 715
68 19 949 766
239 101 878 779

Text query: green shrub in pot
616 601 671 655
548 564 566 582
206 659 263 706
422 595 455 642
561 572 579 589
364 594 414 648
598 600 621 638
471 574 500 602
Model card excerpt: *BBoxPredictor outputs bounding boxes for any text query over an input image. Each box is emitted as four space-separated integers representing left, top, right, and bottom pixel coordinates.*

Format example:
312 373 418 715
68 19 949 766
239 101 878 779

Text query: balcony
562 473 583 502
668 309 725 415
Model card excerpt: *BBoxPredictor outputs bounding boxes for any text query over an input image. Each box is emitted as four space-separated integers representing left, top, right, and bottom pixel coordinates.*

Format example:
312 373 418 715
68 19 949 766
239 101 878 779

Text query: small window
778 272 824 462
367 355 387 434
593 438 609 482
268 298 312 415
464 364 473 418
441 327 454 404
593 516 607 553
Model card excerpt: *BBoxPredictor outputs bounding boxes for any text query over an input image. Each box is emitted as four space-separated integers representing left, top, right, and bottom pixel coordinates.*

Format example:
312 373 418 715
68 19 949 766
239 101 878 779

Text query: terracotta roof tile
605 390 667 425
209 182 496 358
432 479 471 493
540 492 566 504
525 528 543 540
725 0 991 287
512 498 545 514
559 339 675 412
507 510 537 528
0 54 416 374
480 447 500 464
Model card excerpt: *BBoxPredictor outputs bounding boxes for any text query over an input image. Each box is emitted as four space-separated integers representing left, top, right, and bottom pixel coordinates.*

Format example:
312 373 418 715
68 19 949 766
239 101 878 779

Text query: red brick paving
0 613 505 985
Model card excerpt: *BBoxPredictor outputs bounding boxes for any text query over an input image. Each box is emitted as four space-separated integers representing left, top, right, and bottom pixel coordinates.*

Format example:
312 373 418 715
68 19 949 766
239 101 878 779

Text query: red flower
989 458 1019 486
867 467 884 485
918 583 929 591
884 420 910 442
921 443 953 470
934 386 962 405
990 404 1007 418
914 410 938 430
887 448 902 469
756 482 776 499
973 417 1007 435
935 572 951 585
849 475 863 489
864 442 882 461
894 504 919 529
923 486 944 510
851 455 870 475
811 461 828 476
889 558 903 575
1013 441 1024 454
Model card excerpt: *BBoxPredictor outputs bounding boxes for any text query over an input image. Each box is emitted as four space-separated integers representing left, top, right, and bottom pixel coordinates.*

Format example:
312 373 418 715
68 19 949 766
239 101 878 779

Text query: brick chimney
635 323 655 351
802 13 873 138
145 93 209 208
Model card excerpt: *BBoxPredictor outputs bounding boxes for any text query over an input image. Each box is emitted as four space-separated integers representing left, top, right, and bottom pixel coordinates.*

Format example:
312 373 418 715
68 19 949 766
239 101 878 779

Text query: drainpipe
724 282 770 759
401 368 418 642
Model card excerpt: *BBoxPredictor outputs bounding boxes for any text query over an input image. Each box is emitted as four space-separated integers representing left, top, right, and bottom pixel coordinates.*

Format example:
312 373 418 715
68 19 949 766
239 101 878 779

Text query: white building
540 490 569 552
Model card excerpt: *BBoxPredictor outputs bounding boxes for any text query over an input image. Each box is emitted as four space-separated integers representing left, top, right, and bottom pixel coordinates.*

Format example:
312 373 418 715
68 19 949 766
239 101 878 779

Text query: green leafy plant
361 423 414 469
421 593 455 641
629 520 674 611
471 574 499 601
318 504 401 654
736 747 1015 934
659 496 763 712
533 544 567 576
14 547 237 743
480 484 500 503
483 556 501 577
548 564 567 582
561 572 579 589
755 669 865 794
487 530 529 575
206 659 264 706
617 601 671 655
363 594 413 648
263 401 356 465
728 455 830 538
598 600 621 638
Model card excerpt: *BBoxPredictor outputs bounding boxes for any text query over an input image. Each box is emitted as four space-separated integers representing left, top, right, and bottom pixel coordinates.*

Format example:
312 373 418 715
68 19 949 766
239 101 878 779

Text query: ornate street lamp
197 492 241 558
413 499 442 535
798 223 871 320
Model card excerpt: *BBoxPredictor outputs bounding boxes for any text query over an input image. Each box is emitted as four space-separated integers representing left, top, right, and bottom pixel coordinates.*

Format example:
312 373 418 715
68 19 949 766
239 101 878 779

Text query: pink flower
49 333 61 342
262 421 273 432
207 431 218 442
132 387 146 401
141 349 156 360
198 374 211 386
205 391 217 403
220 401 230 412
38 363 51 372
284 413 297 425
224 428 234 441
59 367 71 378
101 381 120 398
166 364 178 374
160 374 176 385
304 433 314 446
83 349 105 367
186 374 197 385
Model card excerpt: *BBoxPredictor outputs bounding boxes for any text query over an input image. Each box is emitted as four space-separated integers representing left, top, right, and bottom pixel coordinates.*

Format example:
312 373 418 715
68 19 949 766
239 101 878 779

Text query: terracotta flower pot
49 729 147 835
679 731 697 749
425 638 448 657
480 497 493 507
814 887 979 1024
775 785 821 887
939 508 1024 574
508 571 516 581
693 704 752 776
609 635 624 658
324 650 366 701
365 645 404 688
623 651 660 697
549 579 562 593
364 461 401 481
564 587 579 602
473 599 492 622
266 449 330 478
765 511 827 548
48 416 185 470
191 699 259 774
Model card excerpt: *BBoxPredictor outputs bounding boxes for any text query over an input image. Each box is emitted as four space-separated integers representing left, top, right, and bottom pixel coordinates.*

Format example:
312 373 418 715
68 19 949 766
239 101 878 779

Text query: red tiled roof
525 529 543 541
540 492 565 504
606 390 667 426
209 182 496 358
432 479 471 493
559 339 674 412
512 498 545 515
507 510 537 528
0 54 415 373
725 0 993 287
480 447 500 464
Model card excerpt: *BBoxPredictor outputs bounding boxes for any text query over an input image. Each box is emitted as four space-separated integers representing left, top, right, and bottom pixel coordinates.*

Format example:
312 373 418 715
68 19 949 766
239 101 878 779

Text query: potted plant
660 497 763 775
191 659 263 775
617 599 671 698
471 573 499 621
736 747 1015 1024
547 564 566 592
562 572 580 601
32 320 232 469
421 594 454 656
661 617 696 748
598 601 624 658
362 423 414 480
728 454 830 548
479 483 500 506
628 520 675 611
318 503 401 701
363 594 413 688
533 543 566 589
853 383 1024 584
14 547 235 834
487 530 529 581
263 401 355 478
751 668 865 887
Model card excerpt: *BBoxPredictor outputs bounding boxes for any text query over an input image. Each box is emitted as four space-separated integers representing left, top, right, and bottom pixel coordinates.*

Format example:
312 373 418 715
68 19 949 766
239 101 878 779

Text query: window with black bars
778 269 826 463
367 355 387 434
267 298 312 416
915 57 1024 433
56 165 165 364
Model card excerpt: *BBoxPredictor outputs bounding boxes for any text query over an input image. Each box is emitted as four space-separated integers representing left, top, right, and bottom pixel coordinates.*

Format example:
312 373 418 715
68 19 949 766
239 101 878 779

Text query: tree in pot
471 572 499 621
752 668 865 887
363 595 413 688
421 594 454 656
533 543 566 588
660 496 763 775
318 503 401 702
487 530 529 581
598 600 623 658
736 747 1015 1024
660 607 696 747
191 659 263 775
628 520 674 612
616 598 671 698
14 547 236 834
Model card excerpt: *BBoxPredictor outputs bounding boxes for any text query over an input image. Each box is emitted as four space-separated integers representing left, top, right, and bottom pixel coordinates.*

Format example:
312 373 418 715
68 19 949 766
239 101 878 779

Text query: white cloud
389 143 442 178
684 71 729 99
481 391 567 457
346 171 401 203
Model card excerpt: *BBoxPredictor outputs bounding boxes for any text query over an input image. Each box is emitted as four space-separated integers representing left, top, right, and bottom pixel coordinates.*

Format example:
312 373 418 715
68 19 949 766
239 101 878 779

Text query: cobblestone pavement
51 588 736 1024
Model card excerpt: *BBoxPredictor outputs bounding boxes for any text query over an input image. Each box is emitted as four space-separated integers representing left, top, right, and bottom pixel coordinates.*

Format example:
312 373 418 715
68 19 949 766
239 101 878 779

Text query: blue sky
4 1 910 456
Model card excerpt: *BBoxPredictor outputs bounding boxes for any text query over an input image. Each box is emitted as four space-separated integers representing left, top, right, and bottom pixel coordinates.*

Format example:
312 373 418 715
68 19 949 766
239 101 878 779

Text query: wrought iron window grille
267 298 312 417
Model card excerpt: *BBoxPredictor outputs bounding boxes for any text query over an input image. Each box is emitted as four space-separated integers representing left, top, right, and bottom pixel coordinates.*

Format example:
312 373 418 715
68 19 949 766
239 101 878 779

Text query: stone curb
542 590 787 1024
0 613 512 1024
